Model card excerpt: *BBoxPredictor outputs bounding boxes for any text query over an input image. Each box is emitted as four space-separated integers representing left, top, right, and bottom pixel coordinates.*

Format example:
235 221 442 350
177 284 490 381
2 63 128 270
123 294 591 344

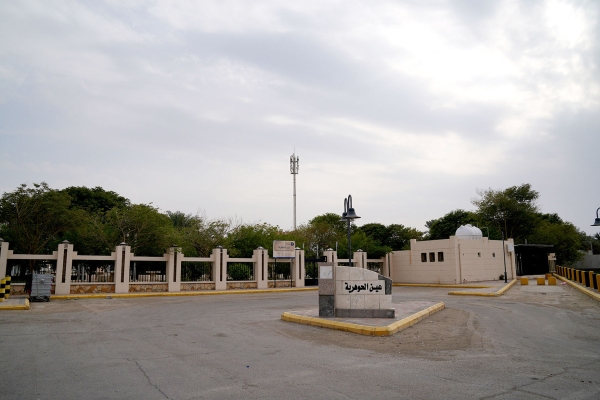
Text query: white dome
455 224 483 239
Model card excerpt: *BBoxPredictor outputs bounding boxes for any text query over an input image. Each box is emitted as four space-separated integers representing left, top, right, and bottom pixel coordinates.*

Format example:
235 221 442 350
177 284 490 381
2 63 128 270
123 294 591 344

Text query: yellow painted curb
51 287 318 300
393 283 491 289
281 302 445 336
448 279 517 297
0 299 30 311
554 274 600 302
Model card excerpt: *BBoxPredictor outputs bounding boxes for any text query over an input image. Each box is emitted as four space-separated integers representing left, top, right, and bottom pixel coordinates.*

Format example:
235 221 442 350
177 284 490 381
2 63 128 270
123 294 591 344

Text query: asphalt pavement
0 283 599 399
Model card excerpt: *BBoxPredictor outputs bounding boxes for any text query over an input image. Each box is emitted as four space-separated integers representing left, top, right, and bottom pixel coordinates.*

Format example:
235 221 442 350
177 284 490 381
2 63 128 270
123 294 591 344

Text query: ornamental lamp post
592 207 600 226
340 195 360 267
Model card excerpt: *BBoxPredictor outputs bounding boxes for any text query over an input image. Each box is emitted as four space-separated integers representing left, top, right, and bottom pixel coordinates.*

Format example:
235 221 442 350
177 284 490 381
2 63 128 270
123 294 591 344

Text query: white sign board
273 240 296 258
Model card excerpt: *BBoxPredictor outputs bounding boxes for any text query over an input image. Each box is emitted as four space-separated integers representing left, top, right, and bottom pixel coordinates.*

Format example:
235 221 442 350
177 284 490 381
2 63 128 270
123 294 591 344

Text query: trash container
30 273 53 302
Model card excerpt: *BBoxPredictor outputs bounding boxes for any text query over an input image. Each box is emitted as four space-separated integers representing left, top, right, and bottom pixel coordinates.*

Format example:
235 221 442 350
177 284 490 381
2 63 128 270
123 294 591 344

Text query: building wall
568 254 600 270
391 236 516 284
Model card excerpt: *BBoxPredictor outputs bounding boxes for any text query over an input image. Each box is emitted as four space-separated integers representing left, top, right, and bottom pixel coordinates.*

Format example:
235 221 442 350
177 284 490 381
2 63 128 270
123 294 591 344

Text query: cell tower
290 151 299 230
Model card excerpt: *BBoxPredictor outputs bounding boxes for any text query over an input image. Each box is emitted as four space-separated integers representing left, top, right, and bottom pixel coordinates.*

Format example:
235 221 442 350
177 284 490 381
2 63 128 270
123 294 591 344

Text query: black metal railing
268 262 291 280
71 261 115 283
227 262 254 281
181 261 212 282
129 261 166 282
7 259 56 283
367 262 382 274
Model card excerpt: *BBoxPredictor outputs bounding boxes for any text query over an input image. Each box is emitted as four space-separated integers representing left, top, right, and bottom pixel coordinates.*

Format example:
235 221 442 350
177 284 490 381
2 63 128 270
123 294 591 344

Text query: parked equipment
30 273 52 302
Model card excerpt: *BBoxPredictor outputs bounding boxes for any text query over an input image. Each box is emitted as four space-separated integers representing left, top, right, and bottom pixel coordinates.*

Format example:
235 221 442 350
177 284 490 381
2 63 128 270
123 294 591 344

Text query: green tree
166 211 195 228
0 183 75 256
178 215 234 257
386 224 423 250
61 186 129 213
472 184 540 242
425 209 480 240
102 204 176 256
359 223 423 252
225 222 281 257
527 217 583 265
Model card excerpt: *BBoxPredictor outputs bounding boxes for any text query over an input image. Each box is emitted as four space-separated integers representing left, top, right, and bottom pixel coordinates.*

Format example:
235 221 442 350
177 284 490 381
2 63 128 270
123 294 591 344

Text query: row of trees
0 182 595 268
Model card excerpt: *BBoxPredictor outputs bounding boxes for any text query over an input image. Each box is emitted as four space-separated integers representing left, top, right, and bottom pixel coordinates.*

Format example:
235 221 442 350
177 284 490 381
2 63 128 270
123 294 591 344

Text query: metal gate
304 256 325 286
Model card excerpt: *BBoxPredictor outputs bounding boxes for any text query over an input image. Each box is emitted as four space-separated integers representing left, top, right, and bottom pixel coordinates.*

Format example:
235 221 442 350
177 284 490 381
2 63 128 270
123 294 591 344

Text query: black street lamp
340 195 360 267
592 207 600 226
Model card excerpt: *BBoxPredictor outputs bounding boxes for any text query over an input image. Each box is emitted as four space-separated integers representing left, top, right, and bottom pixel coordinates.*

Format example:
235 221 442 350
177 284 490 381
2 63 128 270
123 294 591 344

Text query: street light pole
340 195 360 267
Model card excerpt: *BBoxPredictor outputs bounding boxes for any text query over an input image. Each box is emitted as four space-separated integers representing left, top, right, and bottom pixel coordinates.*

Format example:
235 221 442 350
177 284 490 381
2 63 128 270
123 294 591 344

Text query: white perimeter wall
391 236 516 284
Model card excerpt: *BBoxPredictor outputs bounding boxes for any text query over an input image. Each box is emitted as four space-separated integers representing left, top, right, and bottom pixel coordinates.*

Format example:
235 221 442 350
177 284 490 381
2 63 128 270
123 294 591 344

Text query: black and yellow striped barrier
0 278 5 302
4 276 10 299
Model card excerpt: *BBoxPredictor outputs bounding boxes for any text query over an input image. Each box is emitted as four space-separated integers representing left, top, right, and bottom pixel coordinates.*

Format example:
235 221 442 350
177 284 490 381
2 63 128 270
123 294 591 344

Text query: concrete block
336 294 351 309
597 274 600 293
336 267 350 281
335 280 345 295
350 294 364 309
548 277 556 285
520 277 529 285
319 295 334 317
364 295 379 309
536 277 545 285
349 268 364 280
582 273 588 287
335 308 351 318
378 275 392 294
318 279 334 295
379 295 392 309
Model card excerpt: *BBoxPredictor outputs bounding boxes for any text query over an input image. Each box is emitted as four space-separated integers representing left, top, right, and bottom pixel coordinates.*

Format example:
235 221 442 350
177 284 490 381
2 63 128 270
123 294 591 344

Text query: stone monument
319 263 394 318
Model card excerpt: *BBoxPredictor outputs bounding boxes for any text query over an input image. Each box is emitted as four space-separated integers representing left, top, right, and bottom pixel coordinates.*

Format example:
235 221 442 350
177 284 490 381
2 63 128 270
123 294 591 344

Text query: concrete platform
282 300 445 336
0 297 30 310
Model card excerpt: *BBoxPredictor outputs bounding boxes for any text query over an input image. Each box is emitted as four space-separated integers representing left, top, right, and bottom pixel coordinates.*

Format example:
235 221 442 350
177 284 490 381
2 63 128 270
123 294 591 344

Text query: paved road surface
0 284 599 399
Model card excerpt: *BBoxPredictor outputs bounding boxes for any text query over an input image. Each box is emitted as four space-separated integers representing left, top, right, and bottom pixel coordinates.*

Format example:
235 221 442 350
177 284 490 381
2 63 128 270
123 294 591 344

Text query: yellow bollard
589 271 595 290
536 277 545 285
597 274 600 293
582 272 587 287
520 277 529 285
4 276 10 299
548 277 556 285
0 278 5 302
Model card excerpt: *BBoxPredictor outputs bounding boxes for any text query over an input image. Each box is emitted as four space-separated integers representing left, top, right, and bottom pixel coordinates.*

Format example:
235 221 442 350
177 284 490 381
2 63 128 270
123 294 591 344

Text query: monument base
335 308 395 318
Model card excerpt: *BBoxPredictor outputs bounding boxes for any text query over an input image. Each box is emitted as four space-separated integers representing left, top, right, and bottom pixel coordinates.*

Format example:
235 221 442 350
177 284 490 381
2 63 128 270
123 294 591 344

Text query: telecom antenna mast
290 151 299 230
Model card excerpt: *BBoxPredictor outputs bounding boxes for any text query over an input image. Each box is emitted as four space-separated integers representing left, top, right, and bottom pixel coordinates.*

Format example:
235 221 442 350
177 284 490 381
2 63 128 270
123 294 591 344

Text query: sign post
273 241 296 288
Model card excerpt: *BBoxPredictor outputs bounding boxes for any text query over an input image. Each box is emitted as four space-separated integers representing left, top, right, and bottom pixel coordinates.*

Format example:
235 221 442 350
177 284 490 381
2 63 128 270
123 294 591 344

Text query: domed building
455 224 483 240
387 225 516 284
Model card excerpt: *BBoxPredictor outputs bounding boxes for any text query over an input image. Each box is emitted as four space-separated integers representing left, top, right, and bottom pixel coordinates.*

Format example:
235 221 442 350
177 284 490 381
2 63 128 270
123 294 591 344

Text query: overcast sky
1 0 599 235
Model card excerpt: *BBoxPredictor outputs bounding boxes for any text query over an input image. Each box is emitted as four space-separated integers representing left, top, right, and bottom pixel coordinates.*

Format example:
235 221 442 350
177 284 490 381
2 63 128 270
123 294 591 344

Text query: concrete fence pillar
382 253 392 278
323 249 337 266
353 250 366 269
254 248 269 289
213 247 228 290
292 248 305 288
55 241 74 295
115 244 131 294
167 246 182 292
0 241 8 278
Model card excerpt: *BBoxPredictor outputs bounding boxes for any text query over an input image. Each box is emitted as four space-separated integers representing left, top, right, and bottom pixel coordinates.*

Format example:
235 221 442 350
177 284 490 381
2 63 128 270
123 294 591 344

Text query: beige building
390 225 516 284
